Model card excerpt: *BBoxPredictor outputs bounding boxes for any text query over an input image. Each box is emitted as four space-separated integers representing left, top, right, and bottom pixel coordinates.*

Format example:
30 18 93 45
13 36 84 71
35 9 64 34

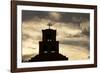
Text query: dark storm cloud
22 33 41 41
22 10 90 24
60 40 89 50
22 33 33 41
22 10 49 22
57 12 89 23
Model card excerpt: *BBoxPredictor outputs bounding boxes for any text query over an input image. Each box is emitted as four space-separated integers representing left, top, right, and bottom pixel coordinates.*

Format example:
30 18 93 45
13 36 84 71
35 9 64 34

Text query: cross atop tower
47 22 53 29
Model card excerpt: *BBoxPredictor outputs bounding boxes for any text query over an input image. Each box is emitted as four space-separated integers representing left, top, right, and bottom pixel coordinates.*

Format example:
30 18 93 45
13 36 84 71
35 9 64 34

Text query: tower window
51 51 55 53
47 39 52 41
44 51 48 53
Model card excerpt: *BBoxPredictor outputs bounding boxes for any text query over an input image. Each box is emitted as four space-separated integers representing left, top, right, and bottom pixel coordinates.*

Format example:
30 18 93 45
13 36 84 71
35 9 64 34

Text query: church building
29 23 68 62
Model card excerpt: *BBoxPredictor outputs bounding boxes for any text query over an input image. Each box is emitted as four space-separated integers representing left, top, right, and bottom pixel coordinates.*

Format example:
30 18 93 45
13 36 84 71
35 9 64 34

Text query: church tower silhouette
29 23 68 62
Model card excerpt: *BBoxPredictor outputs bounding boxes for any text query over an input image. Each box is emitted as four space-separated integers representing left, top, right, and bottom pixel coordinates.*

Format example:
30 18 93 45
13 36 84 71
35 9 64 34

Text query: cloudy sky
21 10 90 61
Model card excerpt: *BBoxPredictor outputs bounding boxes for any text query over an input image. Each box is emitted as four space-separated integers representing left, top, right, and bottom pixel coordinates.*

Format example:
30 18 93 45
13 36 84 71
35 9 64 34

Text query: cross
47 23 53 29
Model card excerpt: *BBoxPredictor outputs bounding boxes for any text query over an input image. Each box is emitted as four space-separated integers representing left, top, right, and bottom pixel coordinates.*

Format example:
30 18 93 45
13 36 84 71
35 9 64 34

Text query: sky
21 10 90 61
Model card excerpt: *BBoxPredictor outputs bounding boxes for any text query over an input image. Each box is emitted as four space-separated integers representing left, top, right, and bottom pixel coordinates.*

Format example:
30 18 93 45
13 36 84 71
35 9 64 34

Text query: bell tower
39 23 59 54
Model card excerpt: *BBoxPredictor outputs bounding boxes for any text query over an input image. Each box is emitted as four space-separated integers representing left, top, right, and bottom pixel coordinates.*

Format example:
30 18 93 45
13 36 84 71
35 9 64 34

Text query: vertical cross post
47 23 52 29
